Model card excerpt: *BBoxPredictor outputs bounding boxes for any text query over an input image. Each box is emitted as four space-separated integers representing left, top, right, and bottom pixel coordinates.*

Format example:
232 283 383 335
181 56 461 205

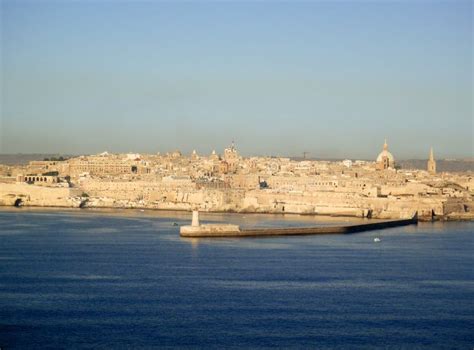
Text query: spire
427 146 436 174
383 139 388 151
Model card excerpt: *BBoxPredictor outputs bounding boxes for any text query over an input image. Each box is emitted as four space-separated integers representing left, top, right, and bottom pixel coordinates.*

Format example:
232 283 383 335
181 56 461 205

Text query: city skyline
1 0 472 158
0 140 464 162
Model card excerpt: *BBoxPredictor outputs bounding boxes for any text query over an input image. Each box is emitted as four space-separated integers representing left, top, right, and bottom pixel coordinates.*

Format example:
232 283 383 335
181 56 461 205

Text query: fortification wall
240 190 448 219
0 179 466 220
0 183 79 207
241 190 366 216
363 196 444 219
76 179 228 211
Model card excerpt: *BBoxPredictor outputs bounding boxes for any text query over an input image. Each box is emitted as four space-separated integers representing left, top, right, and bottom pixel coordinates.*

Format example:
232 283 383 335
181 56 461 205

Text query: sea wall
0 183 80 207
0 180 471 220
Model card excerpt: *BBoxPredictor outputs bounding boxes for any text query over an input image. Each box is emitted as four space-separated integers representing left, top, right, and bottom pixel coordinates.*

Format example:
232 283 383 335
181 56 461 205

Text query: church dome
376 139 395 167
376 150 395 163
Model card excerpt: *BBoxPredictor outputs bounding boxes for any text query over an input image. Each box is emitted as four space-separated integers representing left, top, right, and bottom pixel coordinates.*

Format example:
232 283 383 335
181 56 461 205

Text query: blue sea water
0 208 473 349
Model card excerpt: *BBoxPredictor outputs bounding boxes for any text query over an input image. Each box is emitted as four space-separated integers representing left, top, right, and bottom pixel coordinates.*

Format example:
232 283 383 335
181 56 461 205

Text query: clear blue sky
1 0 472 159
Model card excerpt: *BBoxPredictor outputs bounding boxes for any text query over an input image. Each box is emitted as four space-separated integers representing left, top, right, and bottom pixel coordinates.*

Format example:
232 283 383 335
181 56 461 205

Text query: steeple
383 139 388 151
427 147 436 174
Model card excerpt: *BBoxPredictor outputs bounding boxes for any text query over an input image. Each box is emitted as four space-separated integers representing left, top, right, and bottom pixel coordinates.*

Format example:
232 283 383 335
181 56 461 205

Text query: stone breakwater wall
180 217 418 238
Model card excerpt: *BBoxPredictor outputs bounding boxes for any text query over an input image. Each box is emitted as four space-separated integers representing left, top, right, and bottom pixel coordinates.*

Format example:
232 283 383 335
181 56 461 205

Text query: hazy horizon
1 149 473 162
1 1 473 159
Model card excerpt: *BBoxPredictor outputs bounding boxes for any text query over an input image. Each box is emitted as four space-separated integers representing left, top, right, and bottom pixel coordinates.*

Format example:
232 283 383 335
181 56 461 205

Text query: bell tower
427 147 436 174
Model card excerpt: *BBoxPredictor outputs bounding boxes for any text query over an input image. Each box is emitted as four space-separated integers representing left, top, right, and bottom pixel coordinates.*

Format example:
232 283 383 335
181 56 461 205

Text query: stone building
223 141 240 173
16 174 60 184
68 155 151 177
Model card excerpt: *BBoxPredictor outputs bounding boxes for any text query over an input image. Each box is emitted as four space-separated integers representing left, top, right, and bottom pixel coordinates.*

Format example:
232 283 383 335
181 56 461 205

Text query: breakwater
180 215 418 238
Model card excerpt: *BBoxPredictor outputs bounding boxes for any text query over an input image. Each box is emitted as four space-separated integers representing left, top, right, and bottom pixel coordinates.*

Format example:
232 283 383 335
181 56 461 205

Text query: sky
1 0 472 159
